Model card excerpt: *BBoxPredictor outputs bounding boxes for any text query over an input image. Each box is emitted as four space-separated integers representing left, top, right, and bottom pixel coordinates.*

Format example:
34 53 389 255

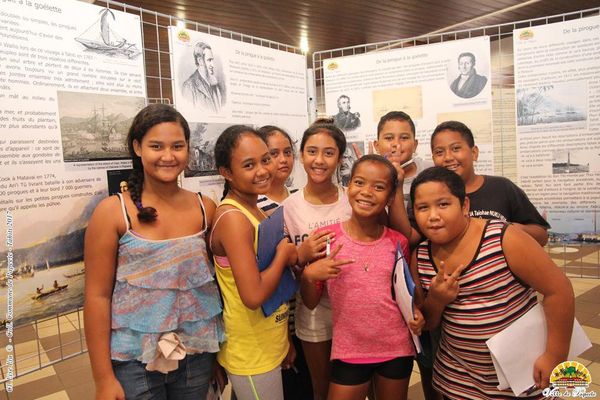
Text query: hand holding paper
486 303 591 396
533 350 562 390
298 229 333 265
408 307 425 336
276 238 297 267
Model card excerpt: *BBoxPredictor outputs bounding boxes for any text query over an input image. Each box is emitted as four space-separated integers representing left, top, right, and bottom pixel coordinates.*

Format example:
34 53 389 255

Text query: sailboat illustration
75 8 141 59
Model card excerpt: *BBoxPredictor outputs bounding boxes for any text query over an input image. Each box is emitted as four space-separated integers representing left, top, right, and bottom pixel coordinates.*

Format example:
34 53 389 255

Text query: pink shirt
322 223 415 361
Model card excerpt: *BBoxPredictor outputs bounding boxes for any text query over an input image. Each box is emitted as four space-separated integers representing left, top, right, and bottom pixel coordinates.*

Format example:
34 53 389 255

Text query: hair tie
135 200 143 209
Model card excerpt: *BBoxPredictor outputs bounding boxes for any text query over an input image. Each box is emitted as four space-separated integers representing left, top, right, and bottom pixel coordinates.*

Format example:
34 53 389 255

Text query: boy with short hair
390 120 549 247
375 111 433 206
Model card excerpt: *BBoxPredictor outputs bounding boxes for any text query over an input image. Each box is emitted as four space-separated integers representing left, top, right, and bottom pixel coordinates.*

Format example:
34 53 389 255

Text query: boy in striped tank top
409 167 574 400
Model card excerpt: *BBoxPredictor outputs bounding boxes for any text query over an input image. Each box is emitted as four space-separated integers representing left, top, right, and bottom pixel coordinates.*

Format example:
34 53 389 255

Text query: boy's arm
409 250 430 334
409 250 425 308
389 187 423 248
511 222 548 246
502 225 574 389
506 179 550 246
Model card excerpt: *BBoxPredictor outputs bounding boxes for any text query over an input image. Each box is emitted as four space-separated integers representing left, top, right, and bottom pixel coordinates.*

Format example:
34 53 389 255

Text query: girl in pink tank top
301 155 424 400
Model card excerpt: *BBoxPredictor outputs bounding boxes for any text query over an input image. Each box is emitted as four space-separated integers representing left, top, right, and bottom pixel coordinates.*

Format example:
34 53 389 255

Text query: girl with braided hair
209 125 298 400
84 104 224 399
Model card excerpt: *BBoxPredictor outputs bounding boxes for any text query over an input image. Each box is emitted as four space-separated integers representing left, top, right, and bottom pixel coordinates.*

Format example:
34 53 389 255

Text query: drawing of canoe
75 8 141 59
31 284 69 300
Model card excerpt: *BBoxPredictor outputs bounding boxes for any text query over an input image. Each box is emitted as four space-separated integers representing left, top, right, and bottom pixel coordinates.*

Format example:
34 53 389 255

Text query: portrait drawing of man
450 52 488 99
333 95 361 131
182 42 225 113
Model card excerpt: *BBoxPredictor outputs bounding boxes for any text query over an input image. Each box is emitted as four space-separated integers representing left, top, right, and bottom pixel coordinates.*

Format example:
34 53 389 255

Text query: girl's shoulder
385 225 409 242
282 188 303 205
210 203 256 248
384 226 410 253
194 191 216 224
89 194 128 234
214 199 258 228
94 193 125 218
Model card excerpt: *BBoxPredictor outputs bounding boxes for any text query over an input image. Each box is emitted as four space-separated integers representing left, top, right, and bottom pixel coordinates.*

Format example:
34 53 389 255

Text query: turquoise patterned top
110 193 224 363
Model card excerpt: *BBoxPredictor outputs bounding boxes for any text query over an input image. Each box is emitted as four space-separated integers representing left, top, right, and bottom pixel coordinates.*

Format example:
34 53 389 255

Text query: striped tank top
417 220 541 400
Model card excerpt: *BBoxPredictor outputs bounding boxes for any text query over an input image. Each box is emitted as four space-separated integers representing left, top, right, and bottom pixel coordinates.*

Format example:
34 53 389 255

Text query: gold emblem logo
519 30 534 40
177 30 190 42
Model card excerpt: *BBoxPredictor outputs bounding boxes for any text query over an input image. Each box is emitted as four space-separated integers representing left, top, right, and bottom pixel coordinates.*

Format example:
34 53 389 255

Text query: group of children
84 104 575 400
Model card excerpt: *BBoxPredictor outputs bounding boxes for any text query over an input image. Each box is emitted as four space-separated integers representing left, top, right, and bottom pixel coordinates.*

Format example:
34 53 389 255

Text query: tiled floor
2 277 599 399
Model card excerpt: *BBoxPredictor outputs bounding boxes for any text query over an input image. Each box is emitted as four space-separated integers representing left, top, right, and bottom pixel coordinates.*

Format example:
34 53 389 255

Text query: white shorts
294 291 332 343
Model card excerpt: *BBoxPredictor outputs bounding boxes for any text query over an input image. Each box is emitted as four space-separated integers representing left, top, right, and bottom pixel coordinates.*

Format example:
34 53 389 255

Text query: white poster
0 0 146 325
169 28 309 197
323 36 493 174
514 17 600 237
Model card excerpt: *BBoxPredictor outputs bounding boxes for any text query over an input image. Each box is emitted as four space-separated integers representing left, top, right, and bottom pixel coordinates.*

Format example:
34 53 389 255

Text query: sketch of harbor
185 122 231 177
0 192 105 327
57 91 144 162
517 82 587 127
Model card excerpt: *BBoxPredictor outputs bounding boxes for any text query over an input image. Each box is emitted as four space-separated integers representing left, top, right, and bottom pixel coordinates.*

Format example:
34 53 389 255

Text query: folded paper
145 332 187 373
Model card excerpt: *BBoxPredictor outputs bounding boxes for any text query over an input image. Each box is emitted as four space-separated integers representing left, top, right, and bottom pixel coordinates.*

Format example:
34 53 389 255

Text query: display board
0 0 146 325
169 28 309 197
322 36 493 176
514 16 600 238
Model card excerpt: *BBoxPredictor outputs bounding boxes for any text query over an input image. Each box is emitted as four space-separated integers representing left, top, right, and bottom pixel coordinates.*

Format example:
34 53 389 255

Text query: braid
221 181 230 201
128 160 157 223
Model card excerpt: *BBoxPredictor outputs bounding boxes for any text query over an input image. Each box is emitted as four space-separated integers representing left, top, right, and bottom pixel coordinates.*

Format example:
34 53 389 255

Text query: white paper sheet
392 246 422 354
486 303 592 396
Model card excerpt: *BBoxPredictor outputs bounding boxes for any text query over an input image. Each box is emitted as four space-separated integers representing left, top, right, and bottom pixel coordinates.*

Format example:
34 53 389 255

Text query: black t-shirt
409 175 550 233
467 175 550 228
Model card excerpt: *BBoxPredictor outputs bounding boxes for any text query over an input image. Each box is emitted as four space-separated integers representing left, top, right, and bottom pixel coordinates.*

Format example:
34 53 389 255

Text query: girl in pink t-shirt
301 155 424 400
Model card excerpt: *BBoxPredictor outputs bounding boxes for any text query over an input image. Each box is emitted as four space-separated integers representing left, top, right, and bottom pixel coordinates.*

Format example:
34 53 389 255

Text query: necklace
343 222 384 272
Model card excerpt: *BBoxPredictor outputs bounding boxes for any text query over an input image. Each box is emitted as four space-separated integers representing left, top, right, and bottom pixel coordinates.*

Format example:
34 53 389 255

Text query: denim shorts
112 352 215 400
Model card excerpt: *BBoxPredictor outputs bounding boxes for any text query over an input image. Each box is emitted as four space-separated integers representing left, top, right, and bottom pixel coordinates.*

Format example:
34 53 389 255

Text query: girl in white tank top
282 120 351 400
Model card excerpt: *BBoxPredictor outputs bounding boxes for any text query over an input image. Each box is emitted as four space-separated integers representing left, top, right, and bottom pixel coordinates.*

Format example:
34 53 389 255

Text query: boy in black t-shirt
391 120 549 247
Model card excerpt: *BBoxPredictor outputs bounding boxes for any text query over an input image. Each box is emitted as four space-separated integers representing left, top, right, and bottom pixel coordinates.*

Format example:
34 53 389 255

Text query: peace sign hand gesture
429 261 467 306
302 244 354 283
